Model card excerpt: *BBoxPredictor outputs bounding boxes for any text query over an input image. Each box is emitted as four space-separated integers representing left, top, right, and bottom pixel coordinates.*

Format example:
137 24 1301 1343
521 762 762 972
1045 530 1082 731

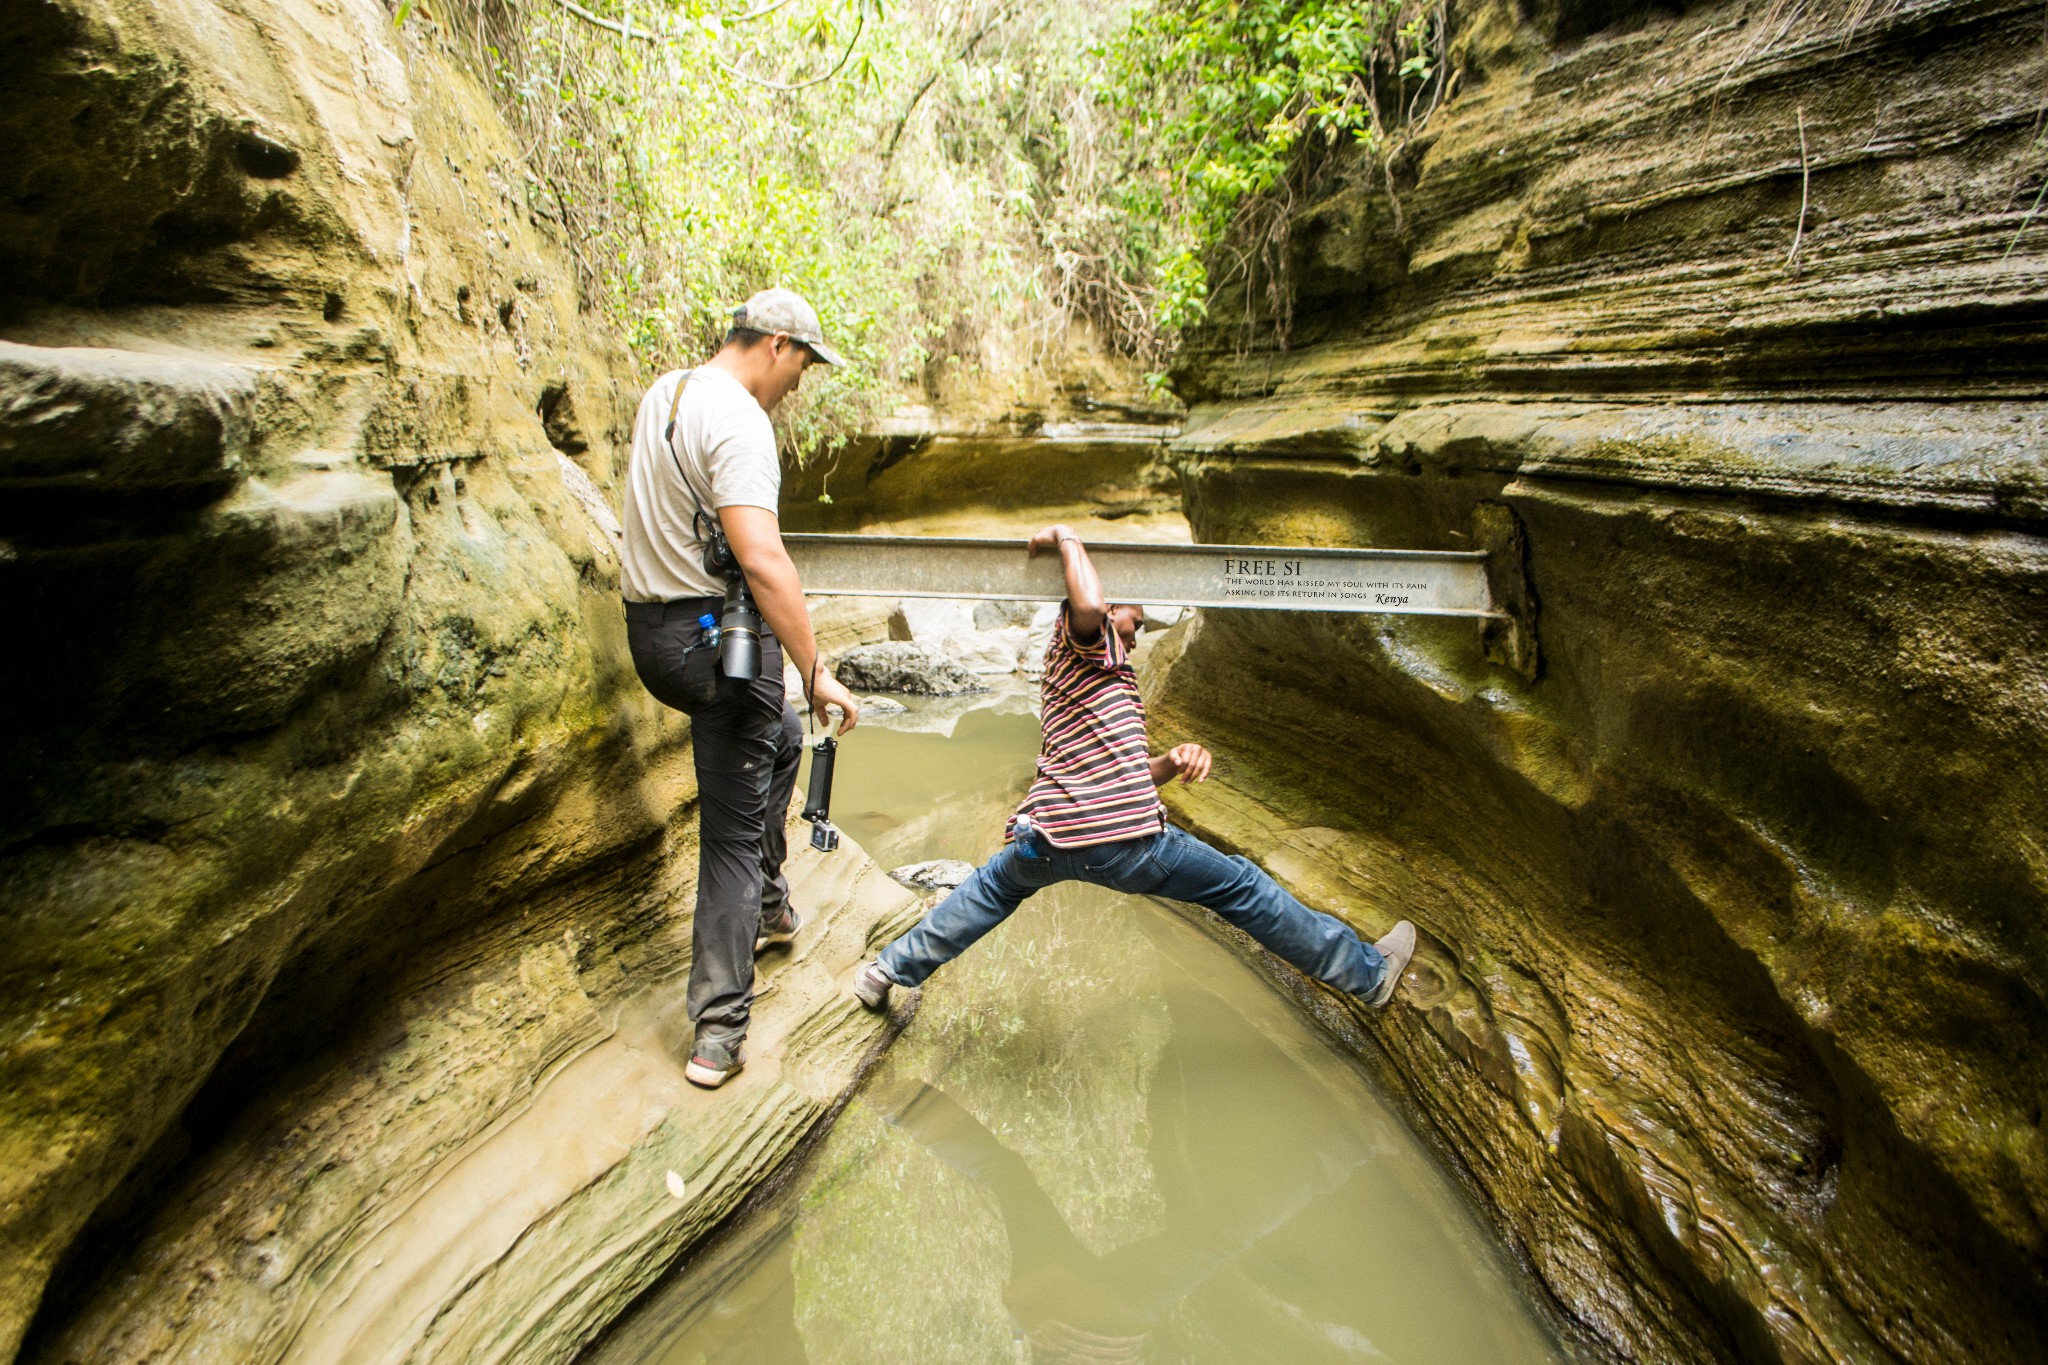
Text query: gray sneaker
684 1035 745 1089
852 960 896 1011
755 904 801 953
1365 920 1417 1008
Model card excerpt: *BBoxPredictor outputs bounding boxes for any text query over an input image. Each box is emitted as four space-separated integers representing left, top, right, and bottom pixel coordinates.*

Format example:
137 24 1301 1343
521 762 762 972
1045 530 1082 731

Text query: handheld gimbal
803 736 840 852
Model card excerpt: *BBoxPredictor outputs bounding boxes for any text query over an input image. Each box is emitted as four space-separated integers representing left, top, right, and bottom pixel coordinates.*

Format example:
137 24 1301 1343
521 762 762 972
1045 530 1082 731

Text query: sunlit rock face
781 321 1187 531
0 2 912 1360
1148 0 2048 1360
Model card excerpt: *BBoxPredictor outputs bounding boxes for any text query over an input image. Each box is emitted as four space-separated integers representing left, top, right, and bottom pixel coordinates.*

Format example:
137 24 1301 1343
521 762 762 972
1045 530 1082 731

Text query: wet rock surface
889 859 979 892
31 828 921 1365
1146 1 2048 1361
0 2 914 1360
889 598 1032 674
834 642 991 697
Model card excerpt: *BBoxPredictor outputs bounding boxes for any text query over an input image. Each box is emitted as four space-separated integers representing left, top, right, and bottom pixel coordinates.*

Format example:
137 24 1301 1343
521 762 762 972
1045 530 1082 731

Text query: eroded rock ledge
0 2 915 1360
1147 0 2047 1360
780 329 1185 532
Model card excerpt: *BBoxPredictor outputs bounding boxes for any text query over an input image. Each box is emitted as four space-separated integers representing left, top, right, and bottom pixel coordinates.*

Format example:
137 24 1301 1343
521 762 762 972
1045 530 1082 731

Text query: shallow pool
590 686 1564 1364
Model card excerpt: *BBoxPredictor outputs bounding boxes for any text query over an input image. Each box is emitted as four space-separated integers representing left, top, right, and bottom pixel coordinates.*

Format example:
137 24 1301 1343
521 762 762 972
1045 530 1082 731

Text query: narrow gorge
1148 0 2048 1360
2 0 2043 1362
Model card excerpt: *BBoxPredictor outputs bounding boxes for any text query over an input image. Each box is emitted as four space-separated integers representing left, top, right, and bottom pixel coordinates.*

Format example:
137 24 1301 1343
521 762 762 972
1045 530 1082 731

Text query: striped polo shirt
1007 607 1164 848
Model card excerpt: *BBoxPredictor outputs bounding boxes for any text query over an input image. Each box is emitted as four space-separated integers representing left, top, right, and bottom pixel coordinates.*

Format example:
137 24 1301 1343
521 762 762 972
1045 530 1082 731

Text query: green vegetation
423 0 1443 454
1106 0 1444 339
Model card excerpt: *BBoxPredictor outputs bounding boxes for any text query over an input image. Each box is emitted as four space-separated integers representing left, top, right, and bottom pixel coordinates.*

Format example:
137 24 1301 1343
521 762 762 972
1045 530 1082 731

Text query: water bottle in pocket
674 613 729 710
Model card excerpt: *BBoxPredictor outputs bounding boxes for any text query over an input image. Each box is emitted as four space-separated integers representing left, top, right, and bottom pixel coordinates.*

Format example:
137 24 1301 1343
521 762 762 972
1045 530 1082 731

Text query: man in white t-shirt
621 287 861 1089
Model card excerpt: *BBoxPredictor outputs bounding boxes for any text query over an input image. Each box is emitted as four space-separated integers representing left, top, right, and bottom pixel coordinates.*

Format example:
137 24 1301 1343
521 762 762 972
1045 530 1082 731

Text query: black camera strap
660 369 724 549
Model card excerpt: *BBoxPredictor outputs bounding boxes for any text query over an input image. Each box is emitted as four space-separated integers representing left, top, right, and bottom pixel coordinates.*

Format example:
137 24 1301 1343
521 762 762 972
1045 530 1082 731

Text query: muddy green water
592 684 1564 1364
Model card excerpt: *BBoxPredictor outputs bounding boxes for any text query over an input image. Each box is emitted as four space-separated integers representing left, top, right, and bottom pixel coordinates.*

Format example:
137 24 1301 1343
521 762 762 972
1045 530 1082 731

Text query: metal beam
785 534 1495 618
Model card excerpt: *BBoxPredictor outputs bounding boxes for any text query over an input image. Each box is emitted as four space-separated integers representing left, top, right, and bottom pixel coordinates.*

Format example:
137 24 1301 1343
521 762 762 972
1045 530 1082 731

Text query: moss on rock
1147 0 2048 1359
0 3 910 1361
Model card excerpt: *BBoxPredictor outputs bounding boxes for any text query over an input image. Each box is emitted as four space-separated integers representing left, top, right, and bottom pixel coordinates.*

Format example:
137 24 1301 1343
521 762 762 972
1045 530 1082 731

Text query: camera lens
719 619 760 680
719 578 763 680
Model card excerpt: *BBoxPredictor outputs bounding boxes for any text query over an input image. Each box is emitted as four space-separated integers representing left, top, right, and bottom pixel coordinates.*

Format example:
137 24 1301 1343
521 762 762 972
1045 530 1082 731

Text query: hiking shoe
755 904 801 953
1365 920 1417 1008
684 1036 745 1089
852 960 896 1011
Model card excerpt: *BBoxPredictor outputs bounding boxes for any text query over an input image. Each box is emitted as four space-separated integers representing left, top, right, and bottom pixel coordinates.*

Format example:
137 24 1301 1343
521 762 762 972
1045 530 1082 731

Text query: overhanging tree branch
729 0 801 22
543 0 865 91
547 0 664 40
715 14 863 90
881 4 1015 164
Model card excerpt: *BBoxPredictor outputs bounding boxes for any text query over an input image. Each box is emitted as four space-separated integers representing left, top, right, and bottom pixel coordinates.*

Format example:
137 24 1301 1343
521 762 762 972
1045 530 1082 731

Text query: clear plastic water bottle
698 612 720 647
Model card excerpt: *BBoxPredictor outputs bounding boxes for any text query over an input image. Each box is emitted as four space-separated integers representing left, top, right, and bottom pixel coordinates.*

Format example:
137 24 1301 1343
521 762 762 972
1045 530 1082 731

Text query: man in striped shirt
854 525 1416 1013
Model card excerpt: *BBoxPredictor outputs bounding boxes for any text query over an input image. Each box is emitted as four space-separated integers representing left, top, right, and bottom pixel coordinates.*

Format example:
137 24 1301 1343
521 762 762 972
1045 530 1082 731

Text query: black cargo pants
625 596 802 1060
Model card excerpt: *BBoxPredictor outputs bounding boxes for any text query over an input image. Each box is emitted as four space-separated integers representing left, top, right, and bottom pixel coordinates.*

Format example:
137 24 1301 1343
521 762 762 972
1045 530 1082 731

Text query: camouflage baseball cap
731 287 846 367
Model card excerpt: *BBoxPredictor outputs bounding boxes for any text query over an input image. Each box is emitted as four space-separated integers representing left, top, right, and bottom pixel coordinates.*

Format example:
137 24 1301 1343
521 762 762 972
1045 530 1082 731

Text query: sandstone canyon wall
778 328 1185 533
0 3 915 1360
1146 0 2048 1360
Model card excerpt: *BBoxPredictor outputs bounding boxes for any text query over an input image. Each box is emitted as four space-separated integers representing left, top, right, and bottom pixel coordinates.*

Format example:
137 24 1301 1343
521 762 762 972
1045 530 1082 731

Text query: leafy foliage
421 0 1129 455
421 0 1443 454
1100 0 1446 343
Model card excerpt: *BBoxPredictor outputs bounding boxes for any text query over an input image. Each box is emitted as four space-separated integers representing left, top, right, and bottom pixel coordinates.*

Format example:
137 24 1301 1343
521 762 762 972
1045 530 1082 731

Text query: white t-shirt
621 367 780 601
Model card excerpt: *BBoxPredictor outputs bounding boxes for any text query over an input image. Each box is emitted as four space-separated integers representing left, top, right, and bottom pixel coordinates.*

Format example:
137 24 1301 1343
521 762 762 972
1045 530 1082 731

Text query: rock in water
1020 603 1060 679
889 860 978 891
834 643 988 697
890 596 1029 673
973 599 1038 630
858 695 908 715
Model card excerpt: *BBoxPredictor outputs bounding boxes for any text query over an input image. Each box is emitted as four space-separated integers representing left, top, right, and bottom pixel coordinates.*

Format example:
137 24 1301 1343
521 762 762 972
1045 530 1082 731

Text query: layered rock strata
31 829 920 1365
779 345 1185 531
1149 0 2048 1360
0 2 912 1359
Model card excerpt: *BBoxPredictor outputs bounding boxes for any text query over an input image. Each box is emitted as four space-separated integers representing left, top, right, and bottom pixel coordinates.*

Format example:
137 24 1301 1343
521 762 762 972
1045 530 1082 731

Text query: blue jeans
879 823 1389 1000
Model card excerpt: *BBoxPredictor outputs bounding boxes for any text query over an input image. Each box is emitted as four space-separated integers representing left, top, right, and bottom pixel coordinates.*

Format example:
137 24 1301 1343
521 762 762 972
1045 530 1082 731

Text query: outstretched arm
1150 743 1213 786
1026 523 1106 641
